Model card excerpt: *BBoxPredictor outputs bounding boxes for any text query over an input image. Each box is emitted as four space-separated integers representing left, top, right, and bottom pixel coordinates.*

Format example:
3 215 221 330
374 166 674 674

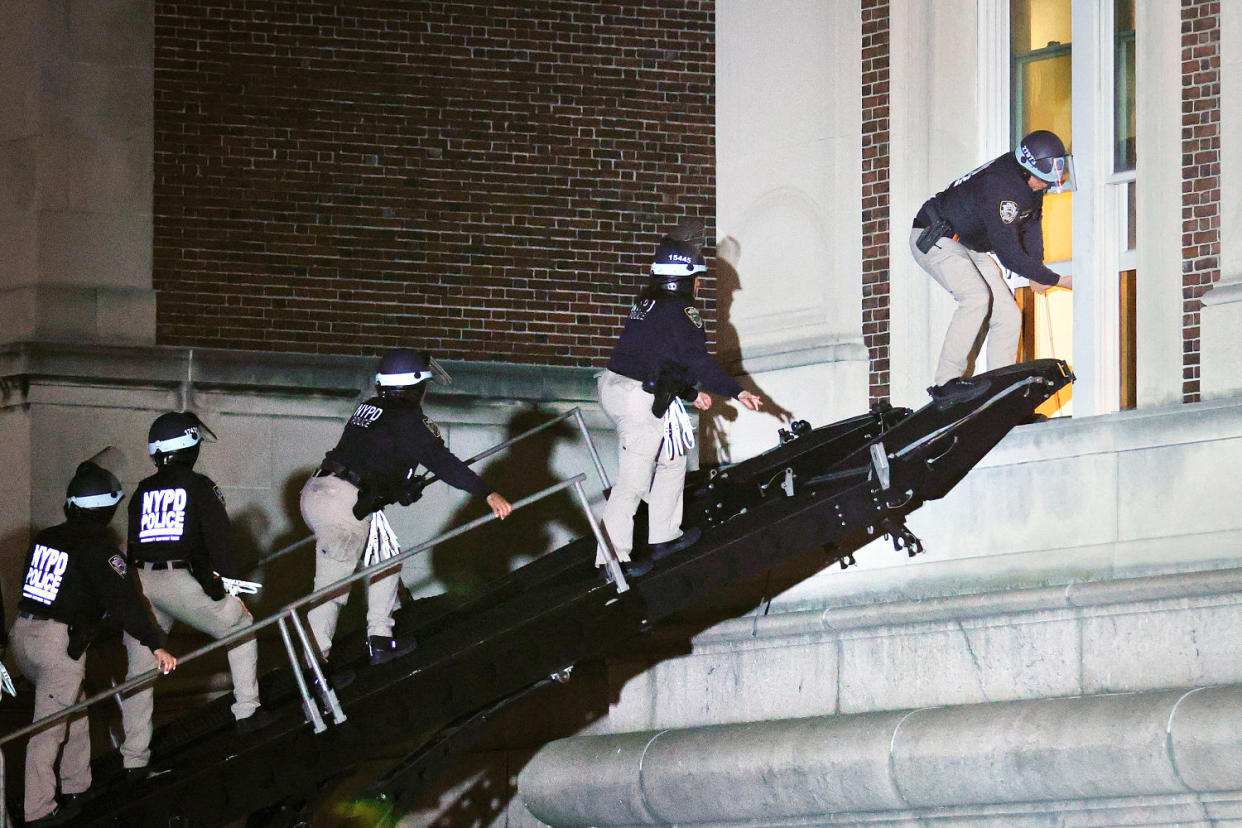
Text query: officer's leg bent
301 475 370 656
120 579 174 769
913 232 992 384
13 618 87 821
59 687 92 796
599 375 665 559
158 572 260 719
972 250 1021 370
647 445 688 545
364 571 400 639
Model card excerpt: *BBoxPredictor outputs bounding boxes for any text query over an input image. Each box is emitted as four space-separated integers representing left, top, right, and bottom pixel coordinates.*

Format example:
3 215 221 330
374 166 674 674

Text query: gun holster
643 361 696 418
353 483 388 521
191 558 226 601
66 622 97 660
915 202 954 254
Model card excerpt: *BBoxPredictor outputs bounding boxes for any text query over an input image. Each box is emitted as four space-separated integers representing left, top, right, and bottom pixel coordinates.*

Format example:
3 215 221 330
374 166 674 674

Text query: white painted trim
1071 0 1122 416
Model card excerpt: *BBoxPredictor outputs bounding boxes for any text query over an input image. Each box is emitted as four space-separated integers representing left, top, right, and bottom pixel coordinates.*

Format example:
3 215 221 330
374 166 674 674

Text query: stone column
0 0 155 344
1201 0 1242 398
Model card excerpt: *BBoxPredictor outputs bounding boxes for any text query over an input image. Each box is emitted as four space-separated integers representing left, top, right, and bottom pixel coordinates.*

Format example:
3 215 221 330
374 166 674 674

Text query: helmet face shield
375 349 451 392
1043 154 1077 193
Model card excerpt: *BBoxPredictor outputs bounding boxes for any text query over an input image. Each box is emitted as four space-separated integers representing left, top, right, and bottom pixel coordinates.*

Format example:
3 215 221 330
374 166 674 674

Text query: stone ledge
519 684 1242 826
0 340 601 402
641 556 1242 653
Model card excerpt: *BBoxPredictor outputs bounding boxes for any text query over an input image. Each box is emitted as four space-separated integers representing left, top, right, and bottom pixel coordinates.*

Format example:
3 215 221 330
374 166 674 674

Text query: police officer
911 129 1075 397
599 230 763 576
119 411 270 779
11 460 176 827
300 349 513 665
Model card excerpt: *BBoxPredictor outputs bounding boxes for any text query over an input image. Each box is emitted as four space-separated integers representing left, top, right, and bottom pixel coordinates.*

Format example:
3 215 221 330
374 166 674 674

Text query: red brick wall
861 0 891 403
1180 0 1221 403
154 1 715 367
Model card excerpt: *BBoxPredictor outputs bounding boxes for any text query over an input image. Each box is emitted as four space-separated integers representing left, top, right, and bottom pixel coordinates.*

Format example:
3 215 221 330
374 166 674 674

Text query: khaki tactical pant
300 473 399 656
120 569 259 769
597 370 686 564
11 616 90 822
910 228 1021 385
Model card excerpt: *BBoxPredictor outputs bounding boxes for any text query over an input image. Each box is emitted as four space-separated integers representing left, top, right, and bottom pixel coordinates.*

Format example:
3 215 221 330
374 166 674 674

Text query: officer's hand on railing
153 648 178 675
737 390 764 411
693 391 712 411
487 492 513 520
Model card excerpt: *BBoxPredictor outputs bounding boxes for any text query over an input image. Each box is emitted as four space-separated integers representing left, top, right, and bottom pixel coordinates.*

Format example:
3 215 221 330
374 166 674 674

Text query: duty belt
315 459 364 488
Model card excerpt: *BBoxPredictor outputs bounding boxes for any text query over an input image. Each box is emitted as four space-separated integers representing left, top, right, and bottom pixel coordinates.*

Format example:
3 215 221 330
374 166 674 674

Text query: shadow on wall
702 235 794 466
428 405 592 600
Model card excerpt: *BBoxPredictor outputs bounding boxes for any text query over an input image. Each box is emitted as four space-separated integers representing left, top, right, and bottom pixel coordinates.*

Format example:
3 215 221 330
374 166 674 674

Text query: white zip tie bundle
364 510 402 567
220 576 262 596
663 397 697 460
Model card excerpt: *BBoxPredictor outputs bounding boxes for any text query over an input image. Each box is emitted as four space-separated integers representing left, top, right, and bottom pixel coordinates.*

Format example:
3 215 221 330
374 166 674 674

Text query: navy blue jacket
20 518 166 652
325 395 490 504
607 289 743 398
915 152 1061 286
129 463 238 578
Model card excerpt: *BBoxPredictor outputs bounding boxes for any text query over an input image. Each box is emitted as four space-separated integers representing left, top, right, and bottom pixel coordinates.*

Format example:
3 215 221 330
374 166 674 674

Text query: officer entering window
911 129 1075 400
599 227 763 577
119 412 271 780
11 460 176 827
300 348 513 665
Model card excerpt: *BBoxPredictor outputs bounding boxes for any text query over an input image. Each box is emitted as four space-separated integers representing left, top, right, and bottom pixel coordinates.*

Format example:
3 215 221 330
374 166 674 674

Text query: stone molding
520 682 1242 826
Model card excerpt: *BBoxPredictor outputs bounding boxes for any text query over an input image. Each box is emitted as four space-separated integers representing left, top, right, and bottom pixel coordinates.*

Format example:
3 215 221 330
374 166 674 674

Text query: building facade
3 0 1242 825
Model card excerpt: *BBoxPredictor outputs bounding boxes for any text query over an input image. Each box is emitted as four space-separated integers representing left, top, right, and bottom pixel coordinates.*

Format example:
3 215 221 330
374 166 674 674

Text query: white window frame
978 0 1127 416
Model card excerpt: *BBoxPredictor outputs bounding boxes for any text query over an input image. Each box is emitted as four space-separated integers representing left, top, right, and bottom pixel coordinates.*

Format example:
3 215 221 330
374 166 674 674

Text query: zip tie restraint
364 510 402 567
663 397 697 460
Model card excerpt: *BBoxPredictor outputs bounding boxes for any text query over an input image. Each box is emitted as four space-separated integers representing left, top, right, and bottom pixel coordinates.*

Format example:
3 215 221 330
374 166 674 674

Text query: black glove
397 475 426 506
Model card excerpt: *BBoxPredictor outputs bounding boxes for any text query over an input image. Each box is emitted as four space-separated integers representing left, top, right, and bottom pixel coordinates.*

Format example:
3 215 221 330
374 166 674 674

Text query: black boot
648 526 702 562
927 377 988 407
367 634 418 665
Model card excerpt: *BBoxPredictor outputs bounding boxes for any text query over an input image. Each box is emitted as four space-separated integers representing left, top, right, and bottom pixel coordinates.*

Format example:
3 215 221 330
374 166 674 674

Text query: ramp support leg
571 478 628 593
277 614 328 734
288 611 348 726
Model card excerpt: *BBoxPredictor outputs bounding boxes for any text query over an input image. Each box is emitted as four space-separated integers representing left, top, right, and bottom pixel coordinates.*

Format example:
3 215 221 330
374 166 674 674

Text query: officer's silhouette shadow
701 235 794 466
428 406 591 600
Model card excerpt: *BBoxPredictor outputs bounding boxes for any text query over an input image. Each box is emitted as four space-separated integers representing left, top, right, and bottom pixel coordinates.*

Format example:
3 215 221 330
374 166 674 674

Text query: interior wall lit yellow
1013 0 1072 50
1012 0 1074 417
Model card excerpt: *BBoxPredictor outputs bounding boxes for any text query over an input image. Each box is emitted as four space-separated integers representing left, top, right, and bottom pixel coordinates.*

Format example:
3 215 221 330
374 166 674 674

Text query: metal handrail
249 406 609 570
0 472 625 750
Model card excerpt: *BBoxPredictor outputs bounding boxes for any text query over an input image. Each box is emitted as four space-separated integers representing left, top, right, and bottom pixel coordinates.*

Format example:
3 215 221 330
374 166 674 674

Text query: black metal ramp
68 359 1072 827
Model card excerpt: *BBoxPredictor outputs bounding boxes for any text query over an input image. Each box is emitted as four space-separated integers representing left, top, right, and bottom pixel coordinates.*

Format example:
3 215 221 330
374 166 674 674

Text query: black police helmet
650 236 707 280
375 348 452 400
65 461 124 522
1016 130 1070 184
148 411 213 467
